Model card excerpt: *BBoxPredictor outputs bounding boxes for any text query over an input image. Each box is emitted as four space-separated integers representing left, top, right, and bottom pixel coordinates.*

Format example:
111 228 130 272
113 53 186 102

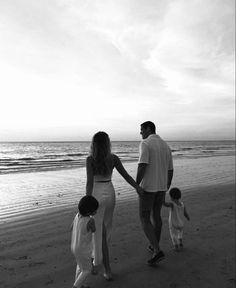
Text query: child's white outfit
168 201 185 246
71 213 93 288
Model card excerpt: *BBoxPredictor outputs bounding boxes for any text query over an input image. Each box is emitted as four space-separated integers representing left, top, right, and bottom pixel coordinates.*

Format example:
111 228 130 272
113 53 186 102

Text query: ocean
0 140 235 174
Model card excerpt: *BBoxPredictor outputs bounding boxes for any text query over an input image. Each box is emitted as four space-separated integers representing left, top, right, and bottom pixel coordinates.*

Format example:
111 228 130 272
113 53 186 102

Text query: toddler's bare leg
73 270 90 288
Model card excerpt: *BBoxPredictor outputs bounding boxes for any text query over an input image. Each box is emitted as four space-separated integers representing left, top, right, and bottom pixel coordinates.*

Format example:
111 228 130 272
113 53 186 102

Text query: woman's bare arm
184 206 190 220
113 154 143 194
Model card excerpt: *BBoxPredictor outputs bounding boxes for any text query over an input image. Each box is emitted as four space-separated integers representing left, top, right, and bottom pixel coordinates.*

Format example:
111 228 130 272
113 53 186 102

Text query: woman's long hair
90 131 112 175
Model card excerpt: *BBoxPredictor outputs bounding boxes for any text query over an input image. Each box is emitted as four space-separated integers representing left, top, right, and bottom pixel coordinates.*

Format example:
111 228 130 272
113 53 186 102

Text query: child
164 187 190 251
71 195 99 288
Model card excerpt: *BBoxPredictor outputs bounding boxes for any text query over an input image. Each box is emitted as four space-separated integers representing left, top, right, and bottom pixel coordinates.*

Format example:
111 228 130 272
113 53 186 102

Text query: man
136 121 173 265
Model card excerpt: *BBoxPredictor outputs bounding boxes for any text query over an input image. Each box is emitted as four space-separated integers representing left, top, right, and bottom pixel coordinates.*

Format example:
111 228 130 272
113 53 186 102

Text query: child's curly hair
78 195 99 216
169 187 182 200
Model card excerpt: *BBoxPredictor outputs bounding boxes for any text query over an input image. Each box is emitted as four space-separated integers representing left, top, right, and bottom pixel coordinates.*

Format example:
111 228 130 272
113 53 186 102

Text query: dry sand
0 156 235 288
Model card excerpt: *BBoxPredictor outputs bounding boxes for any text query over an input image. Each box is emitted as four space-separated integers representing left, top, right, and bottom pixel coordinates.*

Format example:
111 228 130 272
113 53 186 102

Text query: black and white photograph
0 1 235 287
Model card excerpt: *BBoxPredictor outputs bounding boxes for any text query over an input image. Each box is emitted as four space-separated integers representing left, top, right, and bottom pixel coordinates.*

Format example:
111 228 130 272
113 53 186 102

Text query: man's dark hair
169 187 182 200
141 121 156 133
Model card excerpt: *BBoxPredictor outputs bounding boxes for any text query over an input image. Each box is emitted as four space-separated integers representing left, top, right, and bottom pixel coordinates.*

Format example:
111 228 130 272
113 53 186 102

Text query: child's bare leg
91 258 98 275
178 229 184 249
75 265 80 280
174 244 180 251
170 227 180 251
73 270 90 288
73 285 90 288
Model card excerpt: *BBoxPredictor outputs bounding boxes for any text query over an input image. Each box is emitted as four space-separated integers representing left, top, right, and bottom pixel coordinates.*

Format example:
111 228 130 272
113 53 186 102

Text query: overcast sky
0 0 235 141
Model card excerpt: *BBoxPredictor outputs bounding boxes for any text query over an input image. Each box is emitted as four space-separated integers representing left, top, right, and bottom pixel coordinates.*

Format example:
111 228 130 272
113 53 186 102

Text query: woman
86 131 142 280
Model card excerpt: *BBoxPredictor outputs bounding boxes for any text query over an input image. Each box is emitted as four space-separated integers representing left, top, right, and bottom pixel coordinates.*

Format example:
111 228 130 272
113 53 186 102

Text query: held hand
136 186 144 196
185 214 190 221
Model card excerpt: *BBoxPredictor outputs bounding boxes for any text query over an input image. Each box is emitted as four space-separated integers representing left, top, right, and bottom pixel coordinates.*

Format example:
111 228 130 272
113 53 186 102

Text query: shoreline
0 155 235 224
0 150 235 175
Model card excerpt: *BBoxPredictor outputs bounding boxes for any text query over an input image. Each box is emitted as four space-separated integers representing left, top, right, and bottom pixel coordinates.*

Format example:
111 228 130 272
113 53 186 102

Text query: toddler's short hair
78 195 99 216
169 187 182 200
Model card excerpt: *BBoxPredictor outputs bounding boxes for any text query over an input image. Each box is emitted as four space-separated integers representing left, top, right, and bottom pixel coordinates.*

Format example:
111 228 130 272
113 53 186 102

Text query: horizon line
0 139 235 143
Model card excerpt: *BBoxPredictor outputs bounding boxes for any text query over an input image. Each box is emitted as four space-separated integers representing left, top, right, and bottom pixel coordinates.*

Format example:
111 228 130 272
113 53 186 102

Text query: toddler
71 195 99 288
164 187 190 251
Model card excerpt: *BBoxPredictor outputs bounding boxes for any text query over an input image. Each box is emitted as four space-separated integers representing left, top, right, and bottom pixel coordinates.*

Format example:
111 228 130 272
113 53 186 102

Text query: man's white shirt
138 134 173 192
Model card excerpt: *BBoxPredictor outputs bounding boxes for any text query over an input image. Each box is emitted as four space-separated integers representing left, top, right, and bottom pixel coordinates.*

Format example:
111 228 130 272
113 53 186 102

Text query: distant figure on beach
71 195 99 288
86 131 143 280
136 121 174 265
164 187 190 251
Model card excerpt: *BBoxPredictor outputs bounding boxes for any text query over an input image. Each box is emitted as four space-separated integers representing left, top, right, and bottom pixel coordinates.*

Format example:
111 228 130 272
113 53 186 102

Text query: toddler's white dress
168 201 185 245
71 213 92 287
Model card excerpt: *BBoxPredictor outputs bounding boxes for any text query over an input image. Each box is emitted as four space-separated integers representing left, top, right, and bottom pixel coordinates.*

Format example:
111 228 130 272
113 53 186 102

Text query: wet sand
0 156 235 288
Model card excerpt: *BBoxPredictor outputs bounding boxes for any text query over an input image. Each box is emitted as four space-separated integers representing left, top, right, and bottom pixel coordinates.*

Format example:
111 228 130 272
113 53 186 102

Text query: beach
0 155 235 288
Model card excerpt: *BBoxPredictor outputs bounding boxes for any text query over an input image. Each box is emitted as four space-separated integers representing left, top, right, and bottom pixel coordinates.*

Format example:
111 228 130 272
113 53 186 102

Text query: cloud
0 0 234 140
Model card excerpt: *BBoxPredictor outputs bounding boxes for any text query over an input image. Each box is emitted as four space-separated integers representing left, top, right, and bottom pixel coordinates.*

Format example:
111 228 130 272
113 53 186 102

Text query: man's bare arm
136 163 147 185
167 169 173 189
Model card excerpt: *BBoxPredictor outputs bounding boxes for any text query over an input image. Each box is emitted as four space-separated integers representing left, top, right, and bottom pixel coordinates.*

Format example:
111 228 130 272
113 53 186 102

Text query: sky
0 0 235 141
